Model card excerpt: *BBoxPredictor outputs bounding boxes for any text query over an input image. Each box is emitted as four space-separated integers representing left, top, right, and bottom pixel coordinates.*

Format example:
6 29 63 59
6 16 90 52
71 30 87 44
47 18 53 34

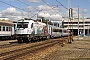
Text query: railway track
0 38 67 60
0 37 68 49
0 43 23 49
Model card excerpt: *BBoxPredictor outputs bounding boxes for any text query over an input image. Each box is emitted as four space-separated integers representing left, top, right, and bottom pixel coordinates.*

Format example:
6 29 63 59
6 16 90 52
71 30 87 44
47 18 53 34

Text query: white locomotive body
15 19 49 43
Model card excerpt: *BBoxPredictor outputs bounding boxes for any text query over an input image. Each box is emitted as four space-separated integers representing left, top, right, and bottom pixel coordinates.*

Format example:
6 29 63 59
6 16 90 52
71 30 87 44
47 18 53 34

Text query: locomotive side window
31 23 33 28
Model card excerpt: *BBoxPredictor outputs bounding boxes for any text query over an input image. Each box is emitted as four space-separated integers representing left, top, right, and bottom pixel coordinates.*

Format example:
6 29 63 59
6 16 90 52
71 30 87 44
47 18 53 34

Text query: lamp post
78 6 79 40
83 13 85 38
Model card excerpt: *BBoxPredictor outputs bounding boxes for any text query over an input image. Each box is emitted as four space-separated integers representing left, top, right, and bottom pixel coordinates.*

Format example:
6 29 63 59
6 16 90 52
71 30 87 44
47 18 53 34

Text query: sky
0 0 90 21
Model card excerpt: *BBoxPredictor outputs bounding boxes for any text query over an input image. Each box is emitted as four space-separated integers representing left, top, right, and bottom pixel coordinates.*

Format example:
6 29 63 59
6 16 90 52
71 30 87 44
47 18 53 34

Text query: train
0 19 70 43
14 19 70 43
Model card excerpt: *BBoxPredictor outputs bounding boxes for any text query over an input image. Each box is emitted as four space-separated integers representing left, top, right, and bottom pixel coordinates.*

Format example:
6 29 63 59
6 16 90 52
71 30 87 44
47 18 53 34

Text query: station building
63 18 90 36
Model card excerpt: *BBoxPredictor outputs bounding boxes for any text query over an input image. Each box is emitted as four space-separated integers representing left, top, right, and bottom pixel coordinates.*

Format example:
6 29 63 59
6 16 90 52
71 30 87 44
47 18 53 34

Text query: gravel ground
18 40 90 60
41 40 90 60
0 40 47 53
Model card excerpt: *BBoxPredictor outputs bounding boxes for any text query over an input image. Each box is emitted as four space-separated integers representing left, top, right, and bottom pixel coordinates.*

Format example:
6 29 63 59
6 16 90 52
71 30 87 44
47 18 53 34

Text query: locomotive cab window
17 22 29 28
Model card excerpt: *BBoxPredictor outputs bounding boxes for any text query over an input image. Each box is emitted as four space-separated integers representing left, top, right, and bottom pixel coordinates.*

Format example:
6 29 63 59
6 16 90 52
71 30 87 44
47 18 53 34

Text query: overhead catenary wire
30 9 43 19
16 0 29 6
16 0 39 11
0 0 28 12
42 0 61 15
11 0 67 19
0 0 68 19
42 0 69 24
17 0 64 20
56 0 68 10
52 0 68 18
42 0 65 27
0 0 42 19
16 0 44 19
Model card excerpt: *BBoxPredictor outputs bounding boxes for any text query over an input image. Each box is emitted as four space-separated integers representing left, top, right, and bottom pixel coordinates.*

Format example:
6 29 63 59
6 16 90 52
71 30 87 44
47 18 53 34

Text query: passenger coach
0 19 14 40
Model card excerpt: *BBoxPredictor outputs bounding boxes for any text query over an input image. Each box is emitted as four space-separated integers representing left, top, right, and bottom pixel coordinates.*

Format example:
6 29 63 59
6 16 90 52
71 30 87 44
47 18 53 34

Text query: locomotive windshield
17 22 29 28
